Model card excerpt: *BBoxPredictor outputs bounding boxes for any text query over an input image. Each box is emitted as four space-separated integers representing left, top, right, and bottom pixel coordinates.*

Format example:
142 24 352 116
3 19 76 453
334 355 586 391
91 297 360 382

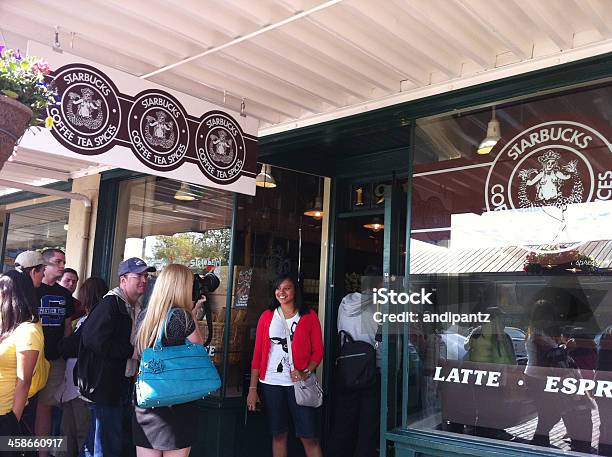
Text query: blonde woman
133 264 205 457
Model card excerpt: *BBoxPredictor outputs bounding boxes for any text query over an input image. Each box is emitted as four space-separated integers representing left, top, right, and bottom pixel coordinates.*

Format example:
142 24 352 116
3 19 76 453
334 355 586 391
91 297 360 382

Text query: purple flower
0 45 4 55
13 49 22 60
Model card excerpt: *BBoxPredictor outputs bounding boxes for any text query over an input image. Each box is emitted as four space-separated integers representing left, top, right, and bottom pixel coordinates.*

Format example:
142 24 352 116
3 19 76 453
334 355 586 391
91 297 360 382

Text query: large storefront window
405 82 612 454
2 199 70 272
111 176 233 385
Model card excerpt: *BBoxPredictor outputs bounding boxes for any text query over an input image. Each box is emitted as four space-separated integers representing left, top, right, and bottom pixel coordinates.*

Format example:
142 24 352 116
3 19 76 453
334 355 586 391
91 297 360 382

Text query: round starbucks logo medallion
485 120 612 254
195 112 246 184
48 64 121 154
128 90 189 171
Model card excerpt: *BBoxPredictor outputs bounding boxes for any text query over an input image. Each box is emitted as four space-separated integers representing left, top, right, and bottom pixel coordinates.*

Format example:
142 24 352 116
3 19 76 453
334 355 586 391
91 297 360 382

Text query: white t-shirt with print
261 311 300 386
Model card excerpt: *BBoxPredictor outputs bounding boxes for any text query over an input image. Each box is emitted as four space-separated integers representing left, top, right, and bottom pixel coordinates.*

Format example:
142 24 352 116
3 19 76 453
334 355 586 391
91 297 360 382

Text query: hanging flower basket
0 95 32 171
0 46 57 171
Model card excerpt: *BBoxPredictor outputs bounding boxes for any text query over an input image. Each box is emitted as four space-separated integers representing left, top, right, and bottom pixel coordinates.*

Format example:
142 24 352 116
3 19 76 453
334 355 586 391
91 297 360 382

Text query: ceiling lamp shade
363 217 384 232
255 164 277 188
174 182 196 201
304 195 324 220
477 107 501 155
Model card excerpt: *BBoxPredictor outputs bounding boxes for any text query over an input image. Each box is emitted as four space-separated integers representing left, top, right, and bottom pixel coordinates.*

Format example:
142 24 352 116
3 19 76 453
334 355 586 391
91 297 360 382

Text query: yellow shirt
0 321 48 415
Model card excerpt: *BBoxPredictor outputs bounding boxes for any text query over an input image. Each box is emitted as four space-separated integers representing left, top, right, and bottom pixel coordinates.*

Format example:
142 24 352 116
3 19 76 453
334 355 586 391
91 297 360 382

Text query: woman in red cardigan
247 274 323 457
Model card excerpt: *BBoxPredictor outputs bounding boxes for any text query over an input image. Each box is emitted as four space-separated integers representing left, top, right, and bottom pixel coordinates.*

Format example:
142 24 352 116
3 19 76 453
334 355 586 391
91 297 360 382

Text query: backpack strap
338 330 355 347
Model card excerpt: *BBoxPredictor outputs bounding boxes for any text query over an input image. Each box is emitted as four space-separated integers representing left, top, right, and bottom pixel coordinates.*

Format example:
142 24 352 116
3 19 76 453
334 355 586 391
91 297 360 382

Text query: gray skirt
132 401 198 450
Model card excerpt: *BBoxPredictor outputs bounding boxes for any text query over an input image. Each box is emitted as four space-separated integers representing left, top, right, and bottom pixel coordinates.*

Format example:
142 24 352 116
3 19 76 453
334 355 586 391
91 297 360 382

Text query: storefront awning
2 0 611 137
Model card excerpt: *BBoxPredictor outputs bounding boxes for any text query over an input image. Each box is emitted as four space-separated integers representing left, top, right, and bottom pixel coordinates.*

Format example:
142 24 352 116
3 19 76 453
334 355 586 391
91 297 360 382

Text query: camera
192 272 221 302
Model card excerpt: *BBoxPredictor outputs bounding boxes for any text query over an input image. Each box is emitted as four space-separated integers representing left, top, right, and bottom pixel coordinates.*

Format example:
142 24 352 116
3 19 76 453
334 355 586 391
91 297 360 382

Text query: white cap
14 251 52 269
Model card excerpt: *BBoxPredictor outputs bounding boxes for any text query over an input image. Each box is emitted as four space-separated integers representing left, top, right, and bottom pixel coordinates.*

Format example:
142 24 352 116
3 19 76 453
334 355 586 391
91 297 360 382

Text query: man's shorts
38 359 66 407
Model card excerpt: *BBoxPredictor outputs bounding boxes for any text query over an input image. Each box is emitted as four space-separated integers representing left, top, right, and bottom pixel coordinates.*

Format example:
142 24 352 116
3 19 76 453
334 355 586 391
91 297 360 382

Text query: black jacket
77 293 134 405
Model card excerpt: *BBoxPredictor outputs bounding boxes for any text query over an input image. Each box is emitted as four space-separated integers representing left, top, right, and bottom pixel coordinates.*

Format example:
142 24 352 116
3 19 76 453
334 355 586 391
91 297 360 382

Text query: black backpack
335 330 377 391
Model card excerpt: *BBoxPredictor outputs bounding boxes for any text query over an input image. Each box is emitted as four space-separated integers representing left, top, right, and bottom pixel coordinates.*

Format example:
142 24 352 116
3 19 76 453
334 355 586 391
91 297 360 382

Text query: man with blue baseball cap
79 258 155 457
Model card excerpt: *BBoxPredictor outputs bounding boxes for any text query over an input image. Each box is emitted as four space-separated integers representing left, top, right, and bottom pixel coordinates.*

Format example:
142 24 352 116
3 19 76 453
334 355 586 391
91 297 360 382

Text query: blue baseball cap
118 257 155 277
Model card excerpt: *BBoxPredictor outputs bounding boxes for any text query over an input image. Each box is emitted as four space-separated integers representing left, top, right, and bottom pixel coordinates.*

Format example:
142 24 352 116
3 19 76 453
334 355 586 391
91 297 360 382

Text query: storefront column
66 174 100 286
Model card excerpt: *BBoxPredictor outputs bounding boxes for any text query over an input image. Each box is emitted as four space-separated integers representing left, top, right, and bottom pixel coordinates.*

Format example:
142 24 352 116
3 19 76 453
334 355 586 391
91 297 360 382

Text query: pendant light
174 182 196 201
363 217 384 232
304 178 324 220
477 107 501 155
255 164 277 188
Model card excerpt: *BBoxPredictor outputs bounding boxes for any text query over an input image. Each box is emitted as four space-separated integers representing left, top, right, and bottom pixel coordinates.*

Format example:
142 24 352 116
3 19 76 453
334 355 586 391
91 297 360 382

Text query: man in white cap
14 250 50 288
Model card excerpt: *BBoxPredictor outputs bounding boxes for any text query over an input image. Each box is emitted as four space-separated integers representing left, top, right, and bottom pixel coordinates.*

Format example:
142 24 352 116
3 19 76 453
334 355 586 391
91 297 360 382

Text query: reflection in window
2 200 70 272
405 82 612 455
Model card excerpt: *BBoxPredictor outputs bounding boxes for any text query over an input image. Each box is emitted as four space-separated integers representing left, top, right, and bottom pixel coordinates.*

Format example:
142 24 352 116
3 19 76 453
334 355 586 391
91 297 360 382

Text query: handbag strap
154 308 178 350
277 308 295 370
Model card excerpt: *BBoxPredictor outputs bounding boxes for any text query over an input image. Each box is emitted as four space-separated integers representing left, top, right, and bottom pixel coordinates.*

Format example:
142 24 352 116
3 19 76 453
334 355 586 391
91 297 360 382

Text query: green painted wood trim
380 180 404 456
336 208 384 219
90 177 120 282
321 177 338 446
220 193 239 399
401 124 416 429
99 168 143 182
0 180 72 205
0 212 10 267
386 428 573 457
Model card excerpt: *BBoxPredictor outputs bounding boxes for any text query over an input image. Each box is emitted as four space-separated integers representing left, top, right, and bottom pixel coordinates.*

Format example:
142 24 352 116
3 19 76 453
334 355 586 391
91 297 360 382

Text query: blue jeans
81 403 132 457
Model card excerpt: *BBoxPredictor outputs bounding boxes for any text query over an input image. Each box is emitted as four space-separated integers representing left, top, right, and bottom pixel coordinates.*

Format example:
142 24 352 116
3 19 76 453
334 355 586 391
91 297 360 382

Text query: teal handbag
135 309 221 408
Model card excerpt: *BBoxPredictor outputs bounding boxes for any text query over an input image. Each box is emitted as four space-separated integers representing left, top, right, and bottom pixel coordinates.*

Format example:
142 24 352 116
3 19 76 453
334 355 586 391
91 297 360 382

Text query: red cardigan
251 309 324 381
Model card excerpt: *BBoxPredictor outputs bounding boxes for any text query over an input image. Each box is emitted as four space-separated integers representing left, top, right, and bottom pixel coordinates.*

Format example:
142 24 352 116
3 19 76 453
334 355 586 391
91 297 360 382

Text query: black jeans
0 411 21 457
328 375 380 457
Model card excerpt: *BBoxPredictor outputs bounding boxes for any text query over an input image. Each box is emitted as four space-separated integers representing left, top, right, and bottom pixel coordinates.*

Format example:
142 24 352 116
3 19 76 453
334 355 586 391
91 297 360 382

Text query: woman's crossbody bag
278 308 323 408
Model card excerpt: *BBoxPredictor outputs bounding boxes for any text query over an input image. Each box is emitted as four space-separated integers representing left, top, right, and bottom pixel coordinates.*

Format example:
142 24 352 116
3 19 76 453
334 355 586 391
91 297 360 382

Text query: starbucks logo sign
48 64 121 154
485 121 612 253
128 90 189 171
196 112 246 184
43 60 257 195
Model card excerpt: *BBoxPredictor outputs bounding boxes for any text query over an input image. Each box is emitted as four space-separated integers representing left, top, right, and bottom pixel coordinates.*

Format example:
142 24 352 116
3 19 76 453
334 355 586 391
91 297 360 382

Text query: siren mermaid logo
516 149 583 208
485 120 612 254
208 129 234 164
66 88 103 130
144 111 175 149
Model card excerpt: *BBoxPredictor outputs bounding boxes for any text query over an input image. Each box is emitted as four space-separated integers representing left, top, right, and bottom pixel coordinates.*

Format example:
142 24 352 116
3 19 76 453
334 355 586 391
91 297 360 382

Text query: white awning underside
2 0 612 137
1 0 612 193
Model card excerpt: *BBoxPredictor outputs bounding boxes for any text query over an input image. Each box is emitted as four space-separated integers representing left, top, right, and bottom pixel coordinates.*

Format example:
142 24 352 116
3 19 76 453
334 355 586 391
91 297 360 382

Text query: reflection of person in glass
525 297 593 452
463 305 516 439
465 306 515 365
597 326 612 455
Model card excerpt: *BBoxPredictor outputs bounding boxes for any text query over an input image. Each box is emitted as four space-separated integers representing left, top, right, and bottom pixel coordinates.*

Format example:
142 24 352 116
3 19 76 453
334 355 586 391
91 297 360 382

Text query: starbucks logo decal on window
486 121 611 212
485 120 612 253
